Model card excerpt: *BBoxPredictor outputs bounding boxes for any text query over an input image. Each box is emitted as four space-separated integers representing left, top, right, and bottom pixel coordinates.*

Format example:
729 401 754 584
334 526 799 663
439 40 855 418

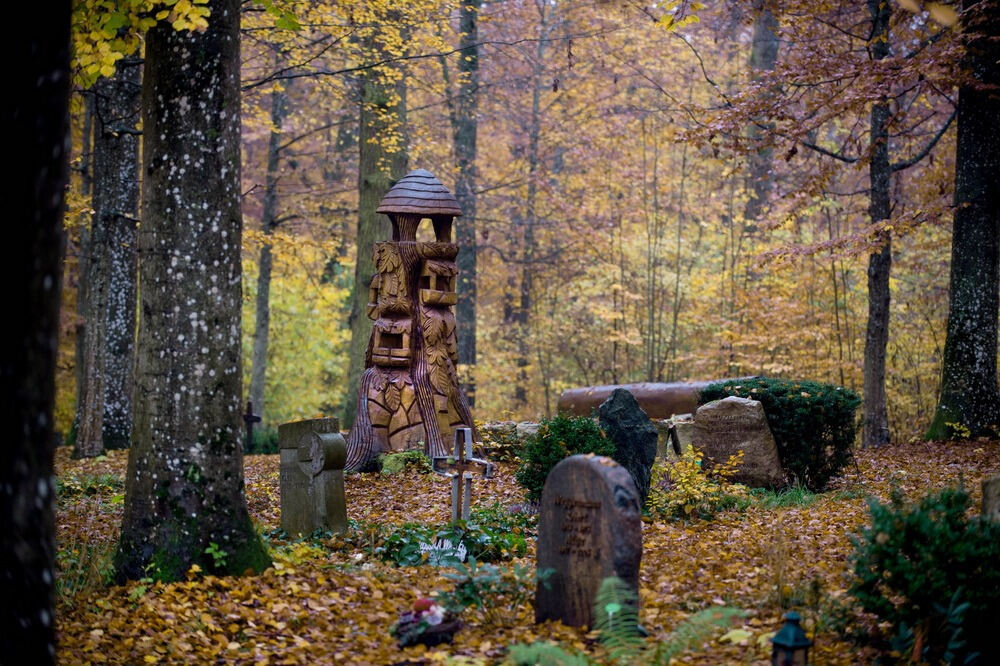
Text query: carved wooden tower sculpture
345 169 477 471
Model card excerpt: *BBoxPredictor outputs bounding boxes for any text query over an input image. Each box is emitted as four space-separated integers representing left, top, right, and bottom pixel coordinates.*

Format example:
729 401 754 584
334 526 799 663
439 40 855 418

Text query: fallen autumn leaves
55 440 1000 664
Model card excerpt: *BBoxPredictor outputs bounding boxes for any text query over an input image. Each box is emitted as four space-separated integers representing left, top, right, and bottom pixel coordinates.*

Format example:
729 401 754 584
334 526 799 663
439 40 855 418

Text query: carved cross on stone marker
243 400 262 453
432 427 494 522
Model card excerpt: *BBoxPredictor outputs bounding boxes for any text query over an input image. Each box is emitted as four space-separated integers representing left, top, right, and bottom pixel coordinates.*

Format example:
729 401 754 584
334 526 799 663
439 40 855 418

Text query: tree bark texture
342 66 408 429
927 0 1000 439
116 0 271 582
743 0 779 224
98 61 140 450
75 94 94 435
452 0 481 407
75 59 141 458
1 4 69 661
250 82 290 425
862 0 892 448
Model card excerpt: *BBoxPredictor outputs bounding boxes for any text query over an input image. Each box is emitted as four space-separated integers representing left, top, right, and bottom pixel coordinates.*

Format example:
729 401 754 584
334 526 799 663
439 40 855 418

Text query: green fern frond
593 577 643 663
506 641 593 665
651 607 745 665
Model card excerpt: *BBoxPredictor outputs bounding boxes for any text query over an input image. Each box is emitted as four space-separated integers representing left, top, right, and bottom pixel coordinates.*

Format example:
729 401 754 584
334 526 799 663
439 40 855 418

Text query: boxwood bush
514 414 615 502
850 487 1000 663
700 377 860 490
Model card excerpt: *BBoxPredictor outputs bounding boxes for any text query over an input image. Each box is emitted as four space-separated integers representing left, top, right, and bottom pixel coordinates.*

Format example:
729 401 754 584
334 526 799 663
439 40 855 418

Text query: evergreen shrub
245 426 279 455
850 487 1000 663
700 377 860 490
514 414 615 502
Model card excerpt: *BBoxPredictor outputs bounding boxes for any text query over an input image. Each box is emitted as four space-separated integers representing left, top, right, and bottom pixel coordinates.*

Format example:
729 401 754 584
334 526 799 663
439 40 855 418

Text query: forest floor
55 439 1000 665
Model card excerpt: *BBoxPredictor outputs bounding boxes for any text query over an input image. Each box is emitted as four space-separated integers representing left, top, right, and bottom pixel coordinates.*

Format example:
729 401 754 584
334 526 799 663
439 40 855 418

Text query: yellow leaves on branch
896 1 960 27
72 0 211 87
242 227 341 259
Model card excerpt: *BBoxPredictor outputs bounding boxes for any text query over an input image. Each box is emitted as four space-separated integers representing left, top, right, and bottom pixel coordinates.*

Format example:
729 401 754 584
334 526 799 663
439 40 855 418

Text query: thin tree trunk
451 0 480 406
927 0 1000 439
342 61 408 429
512 2 548 411
1 6 69 660
250 80 291 425
862 0 892 448
743 0 779 225
75 94 94 433
116 0 270 582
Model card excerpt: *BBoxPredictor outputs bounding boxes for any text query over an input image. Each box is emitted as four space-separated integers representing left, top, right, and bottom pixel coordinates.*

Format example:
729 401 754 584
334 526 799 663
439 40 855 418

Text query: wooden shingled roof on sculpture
376 169 462 217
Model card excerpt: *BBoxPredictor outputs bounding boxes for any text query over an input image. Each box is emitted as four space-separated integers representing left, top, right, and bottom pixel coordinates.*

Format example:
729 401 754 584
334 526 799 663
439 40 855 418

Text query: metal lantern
771 611 812 666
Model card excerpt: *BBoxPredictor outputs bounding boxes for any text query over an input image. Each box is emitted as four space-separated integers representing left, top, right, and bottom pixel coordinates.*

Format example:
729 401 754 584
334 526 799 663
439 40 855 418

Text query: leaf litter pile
56 440 1000 664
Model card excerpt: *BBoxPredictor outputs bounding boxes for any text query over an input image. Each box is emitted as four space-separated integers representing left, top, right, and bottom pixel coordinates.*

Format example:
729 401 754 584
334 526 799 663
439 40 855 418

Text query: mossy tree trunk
1 6 69 662
115 0 271 582
926 0 1000 440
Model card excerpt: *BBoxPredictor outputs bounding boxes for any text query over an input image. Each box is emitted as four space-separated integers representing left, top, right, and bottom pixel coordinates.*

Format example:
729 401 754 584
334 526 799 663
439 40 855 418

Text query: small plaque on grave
535 454 642 628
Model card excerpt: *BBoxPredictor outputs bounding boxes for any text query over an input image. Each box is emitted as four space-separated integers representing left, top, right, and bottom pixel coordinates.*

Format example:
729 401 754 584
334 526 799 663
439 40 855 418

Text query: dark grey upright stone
983 475 1000 522
535 454 642 628
279 418 346 536
598 388 658 506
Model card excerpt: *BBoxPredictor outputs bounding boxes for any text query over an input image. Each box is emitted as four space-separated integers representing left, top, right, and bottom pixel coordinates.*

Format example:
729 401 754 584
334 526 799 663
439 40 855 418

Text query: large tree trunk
927 0 1000 440
249 81 291 425
116 0 271 582
452 0 481 406
862 0 892 448
342 65 408 429
1 5 69 662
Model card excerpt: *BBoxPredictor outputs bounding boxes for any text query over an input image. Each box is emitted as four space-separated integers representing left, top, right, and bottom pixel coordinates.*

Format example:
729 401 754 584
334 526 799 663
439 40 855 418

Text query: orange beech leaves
56 440 1000 664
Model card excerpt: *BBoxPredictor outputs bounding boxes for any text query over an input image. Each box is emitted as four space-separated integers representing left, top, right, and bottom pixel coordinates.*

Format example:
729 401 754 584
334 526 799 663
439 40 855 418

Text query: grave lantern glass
771 611 812 666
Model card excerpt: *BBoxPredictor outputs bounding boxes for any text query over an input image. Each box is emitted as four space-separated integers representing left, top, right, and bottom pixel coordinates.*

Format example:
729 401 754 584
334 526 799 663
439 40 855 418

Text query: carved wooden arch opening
345 169 477 471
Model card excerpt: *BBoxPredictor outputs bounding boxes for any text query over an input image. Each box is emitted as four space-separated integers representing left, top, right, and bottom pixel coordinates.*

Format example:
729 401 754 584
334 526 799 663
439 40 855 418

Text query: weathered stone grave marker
598 388 658 506
432 427 494 522
535 454 642 628
983 475 1000 521
279 418 348 536
694 396 786 488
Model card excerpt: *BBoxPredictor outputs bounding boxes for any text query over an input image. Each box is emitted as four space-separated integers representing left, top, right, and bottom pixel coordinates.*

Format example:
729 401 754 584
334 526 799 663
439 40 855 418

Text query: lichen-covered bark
99 61 140 449
75 60 140 457
862 0 892 448
452 0 481 406
1 7 69 662
927 0 1000 439
115 0 270 582
342 63 408 429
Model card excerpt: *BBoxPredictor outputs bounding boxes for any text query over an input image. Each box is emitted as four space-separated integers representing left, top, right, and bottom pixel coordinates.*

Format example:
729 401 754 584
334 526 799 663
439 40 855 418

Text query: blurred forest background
61 0 971 443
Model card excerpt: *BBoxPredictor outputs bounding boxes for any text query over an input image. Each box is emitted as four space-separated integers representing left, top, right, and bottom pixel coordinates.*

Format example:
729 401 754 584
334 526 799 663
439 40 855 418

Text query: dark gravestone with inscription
279 418 348 536
694 396 786 488
535 454 643 628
